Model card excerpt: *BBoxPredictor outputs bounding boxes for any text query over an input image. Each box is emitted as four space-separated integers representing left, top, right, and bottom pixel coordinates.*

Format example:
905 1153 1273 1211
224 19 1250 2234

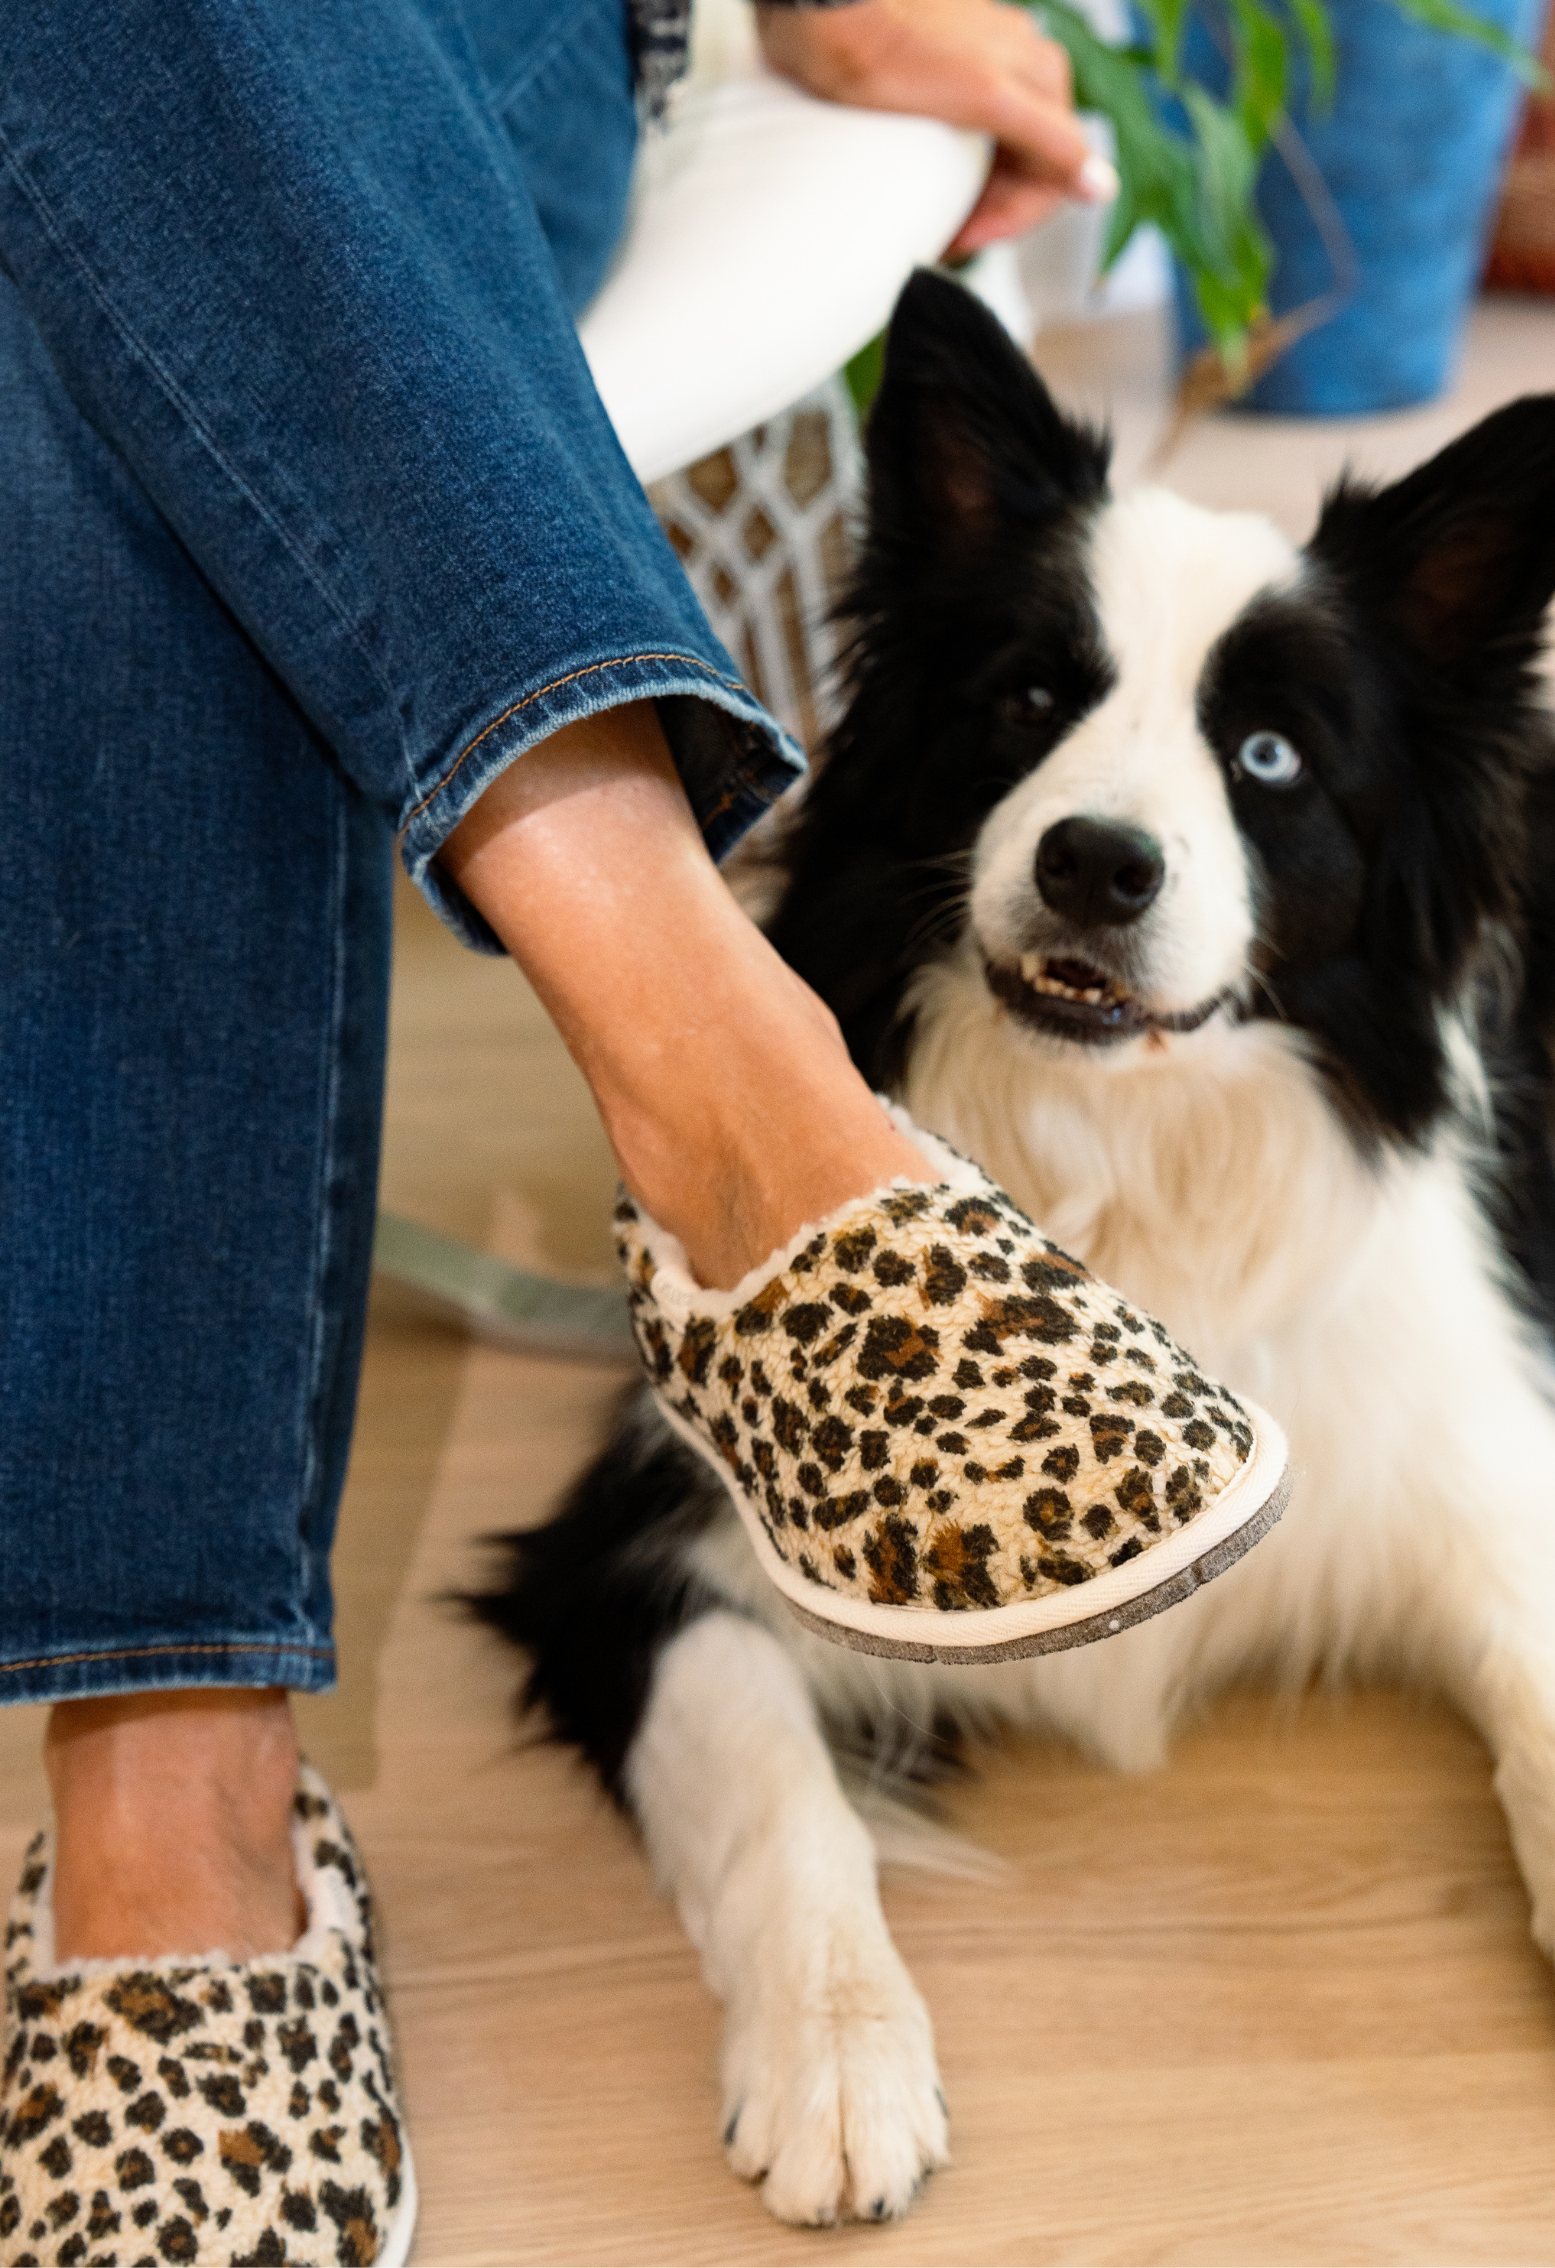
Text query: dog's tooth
1019 952 1045 984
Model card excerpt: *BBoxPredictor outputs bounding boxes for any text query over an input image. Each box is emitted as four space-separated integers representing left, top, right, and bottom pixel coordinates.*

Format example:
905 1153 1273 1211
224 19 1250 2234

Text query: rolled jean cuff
402 648 806 953
0 1637 336 1709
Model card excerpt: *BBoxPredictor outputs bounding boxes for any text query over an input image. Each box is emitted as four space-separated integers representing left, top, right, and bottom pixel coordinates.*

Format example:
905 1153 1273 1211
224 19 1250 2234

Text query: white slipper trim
379 2142 419 2268
656 1390 1290 1659
633 1105 986 1322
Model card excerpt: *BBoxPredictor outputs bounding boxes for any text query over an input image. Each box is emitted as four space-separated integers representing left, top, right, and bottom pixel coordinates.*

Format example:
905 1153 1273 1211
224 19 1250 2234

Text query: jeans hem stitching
0 1643 333 1678
406 650 747 824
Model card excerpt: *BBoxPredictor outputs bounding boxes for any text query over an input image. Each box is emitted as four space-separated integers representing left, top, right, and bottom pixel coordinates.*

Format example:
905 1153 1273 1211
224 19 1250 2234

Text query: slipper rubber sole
655 1391 1290 1663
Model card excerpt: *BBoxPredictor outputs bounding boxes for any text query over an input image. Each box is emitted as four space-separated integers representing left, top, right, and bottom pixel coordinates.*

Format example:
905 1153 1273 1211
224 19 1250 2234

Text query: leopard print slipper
0 1765 415 2268
617 1109 1290 1664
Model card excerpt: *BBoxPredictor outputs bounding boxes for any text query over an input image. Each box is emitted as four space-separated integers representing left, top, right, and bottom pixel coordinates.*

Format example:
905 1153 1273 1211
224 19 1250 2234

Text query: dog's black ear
865 269 1110 551
1309 397 1555 685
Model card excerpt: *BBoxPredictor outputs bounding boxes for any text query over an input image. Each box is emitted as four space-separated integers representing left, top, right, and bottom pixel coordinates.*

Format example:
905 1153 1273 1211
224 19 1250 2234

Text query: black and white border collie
478 272 1555 2226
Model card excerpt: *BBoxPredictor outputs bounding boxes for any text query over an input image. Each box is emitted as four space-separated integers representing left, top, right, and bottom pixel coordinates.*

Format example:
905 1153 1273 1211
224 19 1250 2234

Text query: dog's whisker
1249 966 1291 1022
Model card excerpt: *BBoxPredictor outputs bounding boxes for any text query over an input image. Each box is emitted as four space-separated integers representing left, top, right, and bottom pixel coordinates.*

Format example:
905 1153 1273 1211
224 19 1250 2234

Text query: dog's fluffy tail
465 1386 730 1803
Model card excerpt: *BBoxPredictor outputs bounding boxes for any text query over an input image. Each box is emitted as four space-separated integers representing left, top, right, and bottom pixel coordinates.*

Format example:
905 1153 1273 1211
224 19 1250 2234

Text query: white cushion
579 0 987 482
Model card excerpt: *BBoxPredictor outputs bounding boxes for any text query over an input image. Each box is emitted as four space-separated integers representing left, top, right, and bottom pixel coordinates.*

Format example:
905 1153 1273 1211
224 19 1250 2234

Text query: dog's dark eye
997 686 1055 727
1236 731 1304 789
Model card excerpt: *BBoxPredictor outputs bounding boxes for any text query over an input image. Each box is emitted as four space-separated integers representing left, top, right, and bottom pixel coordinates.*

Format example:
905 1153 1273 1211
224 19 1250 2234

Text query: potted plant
845 0 1547 419
1035 0 1547 412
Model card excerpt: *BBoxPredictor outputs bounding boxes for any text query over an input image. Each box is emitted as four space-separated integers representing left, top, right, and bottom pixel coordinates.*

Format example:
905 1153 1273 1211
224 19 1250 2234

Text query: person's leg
2 0 820 1984
0 271 392 1955
46 1692 305 1959
0 0 868 1981
441 705 928 1293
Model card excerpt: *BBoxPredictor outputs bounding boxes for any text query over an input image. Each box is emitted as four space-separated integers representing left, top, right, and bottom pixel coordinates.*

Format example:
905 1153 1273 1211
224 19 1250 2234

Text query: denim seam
700 764 772 830
486 0 599 116
0 128 418 809
0 1643 333 1677
291 765 351 1634
405 649 747 824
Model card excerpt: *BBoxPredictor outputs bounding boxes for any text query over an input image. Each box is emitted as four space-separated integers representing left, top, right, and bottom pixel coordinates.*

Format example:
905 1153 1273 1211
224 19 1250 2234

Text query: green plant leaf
1133 0 1195 83
1039 0 1273 363
1182 79 1274 342
844 329 887 422
1037 2 1164 153
1381 0 1550 84
1222 0 1288 146
1283 0 1338 109
1183 80 1257 246
1039 0 1210 266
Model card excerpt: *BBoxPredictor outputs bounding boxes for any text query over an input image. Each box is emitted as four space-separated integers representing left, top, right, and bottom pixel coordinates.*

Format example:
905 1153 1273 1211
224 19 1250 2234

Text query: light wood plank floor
7 294 1555 2265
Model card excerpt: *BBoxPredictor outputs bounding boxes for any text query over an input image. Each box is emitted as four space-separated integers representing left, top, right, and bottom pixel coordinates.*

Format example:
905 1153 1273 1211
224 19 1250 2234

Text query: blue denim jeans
0 0 801 1703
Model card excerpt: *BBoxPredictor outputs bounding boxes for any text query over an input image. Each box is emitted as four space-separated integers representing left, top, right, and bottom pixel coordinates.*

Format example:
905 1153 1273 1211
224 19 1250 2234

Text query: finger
980 78 1095 187
945 170 1068 255
998 126 1120 206
1016 48 1073 108
1004 17 1074 103
946 195 1067 256
946 125 1118 255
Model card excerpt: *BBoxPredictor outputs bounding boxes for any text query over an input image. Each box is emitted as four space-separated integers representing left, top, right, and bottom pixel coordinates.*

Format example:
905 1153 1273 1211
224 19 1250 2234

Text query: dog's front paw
718 1942 949 2225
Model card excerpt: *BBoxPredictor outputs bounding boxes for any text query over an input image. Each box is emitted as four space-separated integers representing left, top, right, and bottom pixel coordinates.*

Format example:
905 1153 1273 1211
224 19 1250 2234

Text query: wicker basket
1486 5 1555 291
648 378 861 755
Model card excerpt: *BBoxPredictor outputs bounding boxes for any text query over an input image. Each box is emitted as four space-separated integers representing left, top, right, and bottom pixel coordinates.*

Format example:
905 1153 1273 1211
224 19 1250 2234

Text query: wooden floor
7 295 1555 2265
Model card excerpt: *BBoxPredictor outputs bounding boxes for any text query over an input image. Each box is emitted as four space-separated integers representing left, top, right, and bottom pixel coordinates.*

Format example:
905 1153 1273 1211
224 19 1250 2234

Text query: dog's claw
722 2110 741 2147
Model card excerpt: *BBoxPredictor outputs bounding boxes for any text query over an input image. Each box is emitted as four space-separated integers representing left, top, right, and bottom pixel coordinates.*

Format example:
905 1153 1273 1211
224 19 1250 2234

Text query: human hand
754 0 1117 255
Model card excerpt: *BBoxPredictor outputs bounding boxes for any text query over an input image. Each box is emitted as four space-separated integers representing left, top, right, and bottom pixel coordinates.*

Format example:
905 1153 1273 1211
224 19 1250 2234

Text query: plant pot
1486 0 1555 290
1172 0 1544 413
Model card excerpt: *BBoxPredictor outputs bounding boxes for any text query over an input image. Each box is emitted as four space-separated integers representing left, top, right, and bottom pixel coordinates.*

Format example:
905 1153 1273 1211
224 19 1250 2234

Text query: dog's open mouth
984 954 1228 1046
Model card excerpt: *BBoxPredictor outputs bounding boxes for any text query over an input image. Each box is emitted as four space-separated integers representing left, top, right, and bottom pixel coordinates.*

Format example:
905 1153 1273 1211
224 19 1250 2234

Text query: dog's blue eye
1237 731 1303 789
1025 687 1054 712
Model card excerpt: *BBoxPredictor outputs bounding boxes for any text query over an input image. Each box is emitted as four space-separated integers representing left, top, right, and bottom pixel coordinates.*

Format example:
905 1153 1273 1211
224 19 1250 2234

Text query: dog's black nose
1034 817 1165 928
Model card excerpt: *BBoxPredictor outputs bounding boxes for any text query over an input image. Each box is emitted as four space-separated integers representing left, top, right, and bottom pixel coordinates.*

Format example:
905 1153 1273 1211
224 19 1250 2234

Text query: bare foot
441 702 931 1289
45 1689 305 1963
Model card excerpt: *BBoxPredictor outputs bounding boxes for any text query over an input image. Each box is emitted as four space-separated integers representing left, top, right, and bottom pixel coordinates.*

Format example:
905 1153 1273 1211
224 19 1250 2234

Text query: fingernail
1076 154 1120 204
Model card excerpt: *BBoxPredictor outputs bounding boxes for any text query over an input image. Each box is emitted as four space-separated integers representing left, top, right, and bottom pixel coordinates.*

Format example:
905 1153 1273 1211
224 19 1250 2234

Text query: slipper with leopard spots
616 1109 1289 1664
0 1763 415 2267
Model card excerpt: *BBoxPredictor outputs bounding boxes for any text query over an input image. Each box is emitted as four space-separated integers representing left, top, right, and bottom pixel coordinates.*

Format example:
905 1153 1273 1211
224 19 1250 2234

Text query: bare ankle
45 1689 305 1962
613 1087 930 1290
